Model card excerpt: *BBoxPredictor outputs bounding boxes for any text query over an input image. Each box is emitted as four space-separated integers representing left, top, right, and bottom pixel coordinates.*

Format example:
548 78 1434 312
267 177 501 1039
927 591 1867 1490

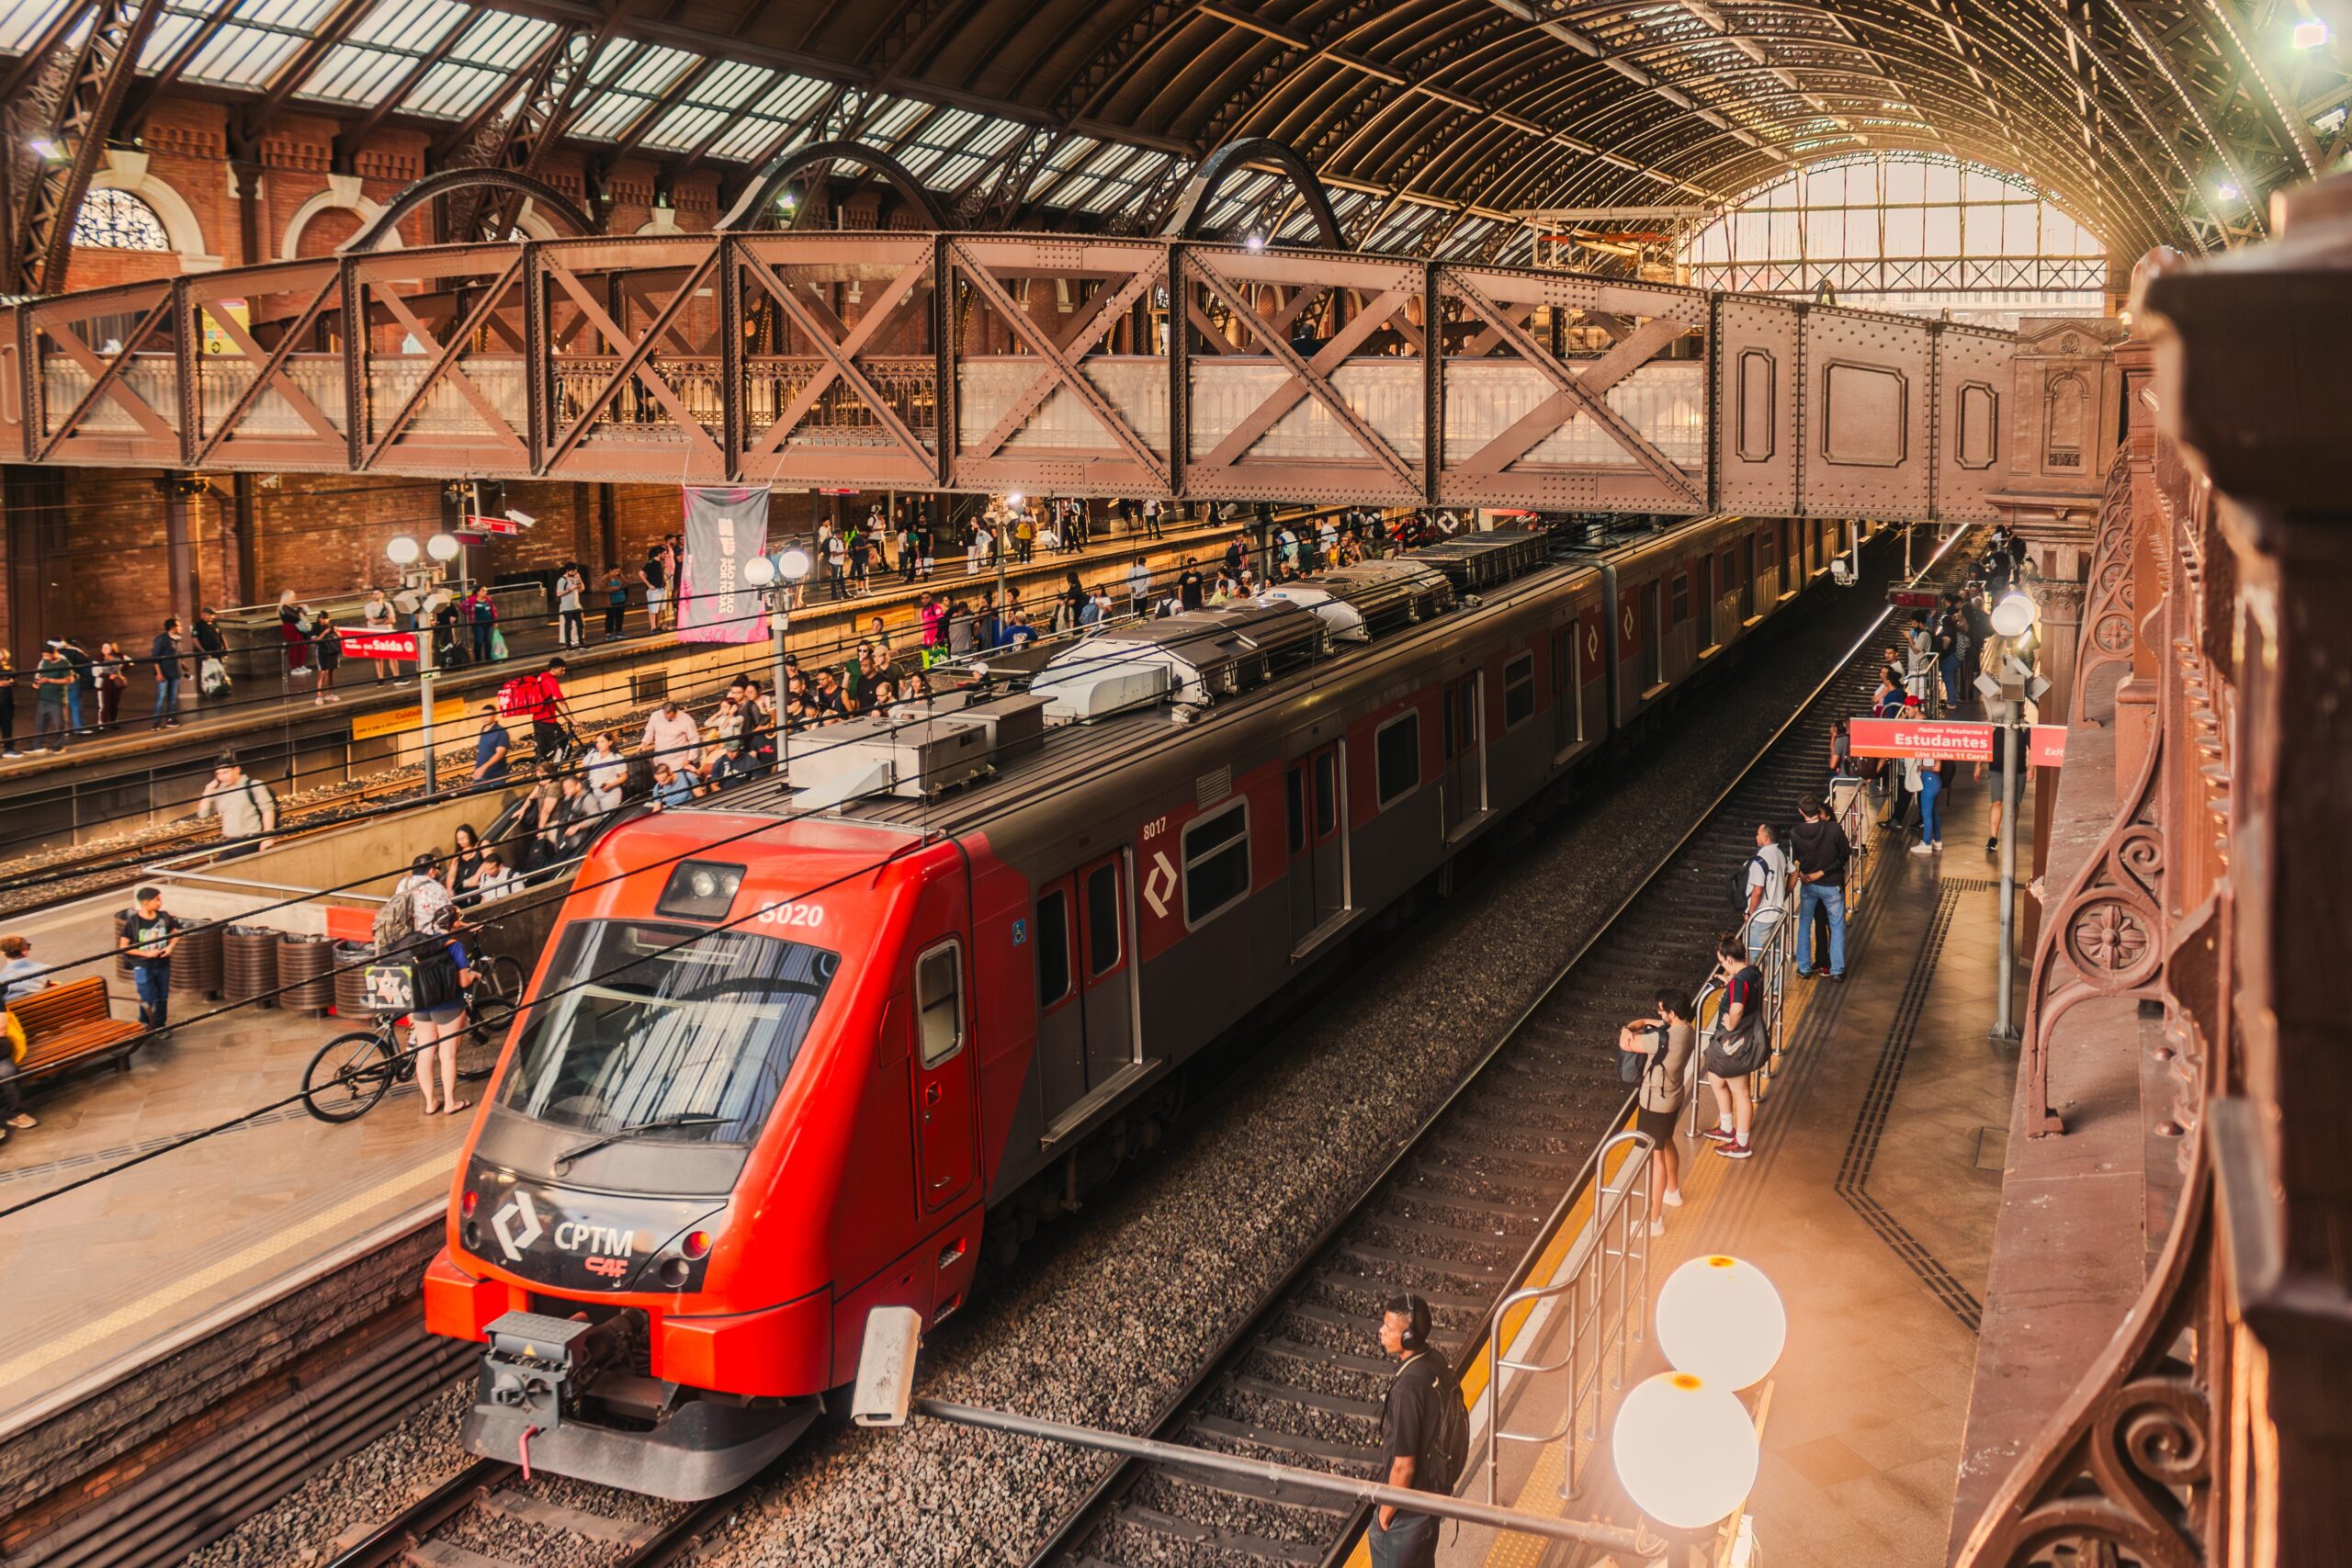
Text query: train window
1285 767 1306 854
1503 653 1536 729
916 941 964 1066
1375 711 1420 807
1720 547 1737 585
1035 891 1071 1009
1182 800 1251 928
1314 750 1338 837
1669 571 1690 626
1086 864 1121 977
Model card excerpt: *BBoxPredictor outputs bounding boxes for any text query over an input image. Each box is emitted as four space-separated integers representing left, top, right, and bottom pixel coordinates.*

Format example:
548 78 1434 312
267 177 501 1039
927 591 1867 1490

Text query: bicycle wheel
458 953 526 1081
303 1031 400 1122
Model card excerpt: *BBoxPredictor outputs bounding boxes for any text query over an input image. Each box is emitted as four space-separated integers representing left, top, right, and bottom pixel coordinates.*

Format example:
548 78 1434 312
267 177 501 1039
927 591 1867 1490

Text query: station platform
0 507 1287 790
1437 779 2029 1566
0 885 458 1427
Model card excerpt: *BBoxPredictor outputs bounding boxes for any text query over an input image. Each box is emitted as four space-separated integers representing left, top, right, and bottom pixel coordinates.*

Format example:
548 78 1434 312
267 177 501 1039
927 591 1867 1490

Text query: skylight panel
862 97 933 144
166 0 345 89
0 0 76 54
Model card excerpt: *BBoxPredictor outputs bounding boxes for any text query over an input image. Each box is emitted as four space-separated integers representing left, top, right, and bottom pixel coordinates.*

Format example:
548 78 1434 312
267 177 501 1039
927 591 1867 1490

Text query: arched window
1680 153 2105 326
71 187 172 252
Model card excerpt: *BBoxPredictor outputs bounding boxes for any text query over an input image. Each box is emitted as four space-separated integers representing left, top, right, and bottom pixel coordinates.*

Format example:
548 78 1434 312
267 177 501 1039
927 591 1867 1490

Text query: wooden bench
9 976 147 1081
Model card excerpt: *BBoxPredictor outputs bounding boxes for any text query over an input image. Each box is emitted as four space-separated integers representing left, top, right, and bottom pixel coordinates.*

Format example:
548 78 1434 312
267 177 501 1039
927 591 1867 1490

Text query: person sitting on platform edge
115 886 182 1033
195 756 276 856
1371 1292 1458 1568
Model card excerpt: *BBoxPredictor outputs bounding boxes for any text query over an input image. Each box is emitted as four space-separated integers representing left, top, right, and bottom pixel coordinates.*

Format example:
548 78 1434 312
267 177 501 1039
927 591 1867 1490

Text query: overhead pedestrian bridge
2 231 2017 517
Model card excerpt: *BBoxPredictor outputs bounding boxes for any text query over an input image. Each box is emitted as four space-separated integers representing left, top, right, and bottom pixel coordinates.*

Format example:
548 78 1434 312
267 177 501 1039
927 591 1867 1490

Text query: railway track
1024 550 1962 1568
322 1458 746 1568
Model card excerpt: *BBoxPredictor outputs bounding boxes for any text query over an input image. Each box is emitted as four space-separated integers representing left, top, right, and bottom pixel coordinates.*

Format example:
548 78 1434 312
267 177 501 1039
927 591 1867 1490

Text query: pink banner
677 486 771 644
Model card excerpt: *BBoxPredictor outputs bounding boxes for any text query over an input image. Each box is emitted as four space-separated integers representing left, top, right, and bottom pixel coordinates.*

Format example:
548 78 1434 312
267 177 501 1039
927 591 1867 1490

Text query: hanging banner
678 486 772 644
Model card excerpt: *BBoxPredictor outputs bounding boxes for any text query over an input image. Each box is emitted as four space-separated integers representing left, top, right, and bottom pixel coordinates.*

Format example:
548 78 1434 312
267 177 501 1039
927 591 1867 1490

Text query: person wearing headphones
1373 1292 1450 1568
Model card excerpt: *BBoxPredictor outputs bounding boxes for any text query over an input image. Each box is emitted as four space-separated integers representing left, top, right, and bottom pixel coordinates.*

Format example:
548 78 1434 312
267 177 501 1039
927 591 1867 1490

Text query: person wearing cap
30 640 73 752
115 886 182 1032
471 703 512 789
195 756 277 855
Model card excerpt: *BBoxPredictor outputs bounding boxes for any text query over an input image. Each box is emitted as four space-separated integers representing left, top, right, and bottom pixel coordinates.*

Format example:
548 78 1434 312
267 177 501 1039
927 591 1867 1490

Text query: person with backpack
378 852 475 1118
504 658 573 767
1738 821 1791 961
195 757 276 857
114 886 182 1033
1373 1292 1464 1568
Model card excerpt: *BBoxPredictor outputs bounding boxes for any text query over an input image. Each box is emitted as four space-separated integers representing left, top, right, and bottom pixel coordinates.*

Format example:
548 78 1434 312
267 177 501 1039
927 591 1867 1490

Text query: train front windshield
484 919 840 1192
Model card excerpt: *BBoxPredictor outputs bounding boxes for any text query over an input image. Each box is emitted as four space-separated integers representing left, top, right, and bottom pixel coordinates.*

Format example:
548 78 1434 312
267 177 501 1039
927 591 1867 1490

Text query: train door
1031 878 1086 1123
1285 741 1347 949
1550 627 1582 759
1442 672 1485 837
1076 854 1135 1085
911 939 976 1211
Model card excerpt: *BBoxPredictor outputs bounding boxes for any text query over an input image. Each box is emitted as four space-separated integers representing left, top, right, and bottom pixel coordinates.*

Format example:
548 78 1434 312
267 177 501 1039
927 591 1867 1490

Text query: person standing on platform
311 614 343 704
30 641 71 752
1370 1293 1452 1568
641 544 670 631
1911 752 1946 855
197 757 277 856
1790 795 1849 981
362 588 399 682
471 703 512 791
1742 820 1791 961
1977 724 2012 856
277 592 312 693
525 659 575 767
1622 987 1695 1234
1702 933 1768 1160
1128 556 1153 615
149 617 186 731
601 565 628 640
114 886 182 1033
0 649 18 757
193 606 229 700
555 563 585 649
62 637 96 734
469 587 498 664
95 641 129 730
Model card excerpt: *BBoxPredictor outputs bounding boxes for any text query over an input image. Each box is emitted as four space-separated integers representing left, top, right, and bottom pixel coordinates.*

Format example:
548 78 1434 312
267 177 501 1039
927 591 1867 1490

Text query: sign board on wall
1849 717 2068 765
339 631 419 662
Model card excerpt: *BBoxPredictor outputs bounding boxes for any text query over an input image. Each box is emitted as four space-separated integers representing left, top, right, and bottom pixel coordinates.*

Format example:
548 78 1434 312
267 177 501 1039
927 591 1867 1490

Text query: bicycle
300 951 526 1123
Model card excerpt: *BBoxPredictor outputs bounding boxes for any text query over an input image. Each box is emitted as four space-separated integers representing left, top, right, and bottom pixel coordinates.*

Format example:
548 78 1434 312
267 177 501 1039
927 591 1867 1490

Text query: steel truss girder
0 230 2014 524
7 0 168 295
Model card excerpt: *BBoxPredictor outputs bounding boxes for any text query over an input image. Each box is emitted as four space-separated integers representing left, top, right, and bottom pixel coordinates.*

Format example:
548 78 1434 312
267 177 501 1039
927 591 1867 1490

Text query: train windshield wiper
553 1112 727 1173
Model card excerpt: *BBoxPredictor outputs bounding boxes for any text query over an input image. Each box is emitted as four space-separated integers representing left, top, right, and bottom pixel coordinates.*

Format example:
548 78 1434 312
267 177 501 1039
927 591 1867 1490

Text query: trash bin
277 932 337 1016
223 925 280 1008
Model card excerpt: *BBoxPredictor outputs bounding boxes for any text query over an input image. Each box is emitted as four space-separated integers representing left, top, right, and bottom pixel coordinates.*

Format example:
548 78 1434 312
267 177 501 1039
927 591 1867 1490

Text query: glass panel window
1182 802 1250 927
1035 890 1071 1009
1377 711 1419 805
1503 654 1536 729
917 941 964 1066
71 188 170 252
1086 864 1121 977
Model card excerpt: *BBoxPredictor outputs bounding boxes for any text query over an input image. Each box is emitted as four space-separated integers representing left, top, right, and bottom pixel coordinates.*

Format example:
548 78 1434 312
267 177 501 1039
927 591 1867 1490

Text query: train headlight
684 1229 713 1259
658 860 747 920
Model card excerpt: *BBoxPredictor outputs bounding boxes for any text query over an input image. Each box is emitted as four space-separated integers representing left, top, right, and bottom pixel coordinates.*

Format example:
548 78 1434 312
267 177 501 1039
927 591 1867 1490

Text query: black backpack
1401 1350 1469 1494
1729 850 1768 913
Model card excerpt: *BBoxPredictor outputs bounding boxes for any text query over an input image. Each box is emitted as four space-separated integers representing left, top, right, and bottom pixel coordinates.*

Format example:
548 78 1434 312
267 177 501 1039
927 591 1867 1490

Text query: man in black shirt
115 886 182 1032
1372 1293 1446 1568
1178 558 1206 612
1789 795 1849 980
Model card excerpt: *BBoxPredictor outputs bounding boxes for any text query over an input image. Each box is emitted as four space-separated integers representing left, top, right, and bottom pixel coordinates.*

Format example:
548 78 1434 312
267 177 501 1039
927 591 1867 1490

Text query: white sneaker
1663 1190 1683 1208
1909 841 1933 855
1649 1219 1667 1236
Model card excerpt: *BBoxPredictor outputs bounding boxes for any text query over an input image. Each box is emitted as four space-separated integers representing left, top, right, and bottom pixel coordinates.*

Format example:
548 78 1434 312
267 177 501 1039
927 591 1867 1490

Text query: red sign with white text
340 630 420 662
1850 717 1994 761
465 513 523 536
1850 717 2069 767
1886 588 1940 610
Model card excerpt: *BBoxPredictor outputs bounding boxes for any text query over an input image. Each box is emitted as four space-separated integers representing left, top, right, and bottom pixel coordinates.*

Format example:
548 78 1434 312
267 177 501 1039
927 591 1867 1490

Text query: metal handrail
1482 1129 1657 1504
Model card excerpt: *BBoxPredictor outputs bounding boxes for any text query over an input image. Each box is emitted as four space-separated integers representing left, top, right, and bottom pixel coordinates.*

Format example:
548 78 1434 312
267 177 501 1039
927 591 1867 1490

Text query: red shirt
528 673 563 722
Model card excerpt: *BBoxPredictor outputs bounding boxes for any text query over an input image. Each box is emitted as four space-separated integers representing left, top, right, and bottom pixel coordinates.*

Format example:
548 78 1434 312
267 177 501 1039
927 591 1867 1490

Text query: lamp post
742 546 811 776
1984 587 2041 1042
389 532 463 795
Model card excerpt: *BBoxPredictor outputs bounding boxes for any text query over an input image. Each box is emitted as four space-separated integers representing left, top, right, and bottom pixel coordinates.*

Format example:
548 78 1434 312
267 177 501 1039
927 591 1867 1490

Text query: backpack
371 878 421 953
1401 1350 1470 1494
1730 851 1768 913
496 675 541 717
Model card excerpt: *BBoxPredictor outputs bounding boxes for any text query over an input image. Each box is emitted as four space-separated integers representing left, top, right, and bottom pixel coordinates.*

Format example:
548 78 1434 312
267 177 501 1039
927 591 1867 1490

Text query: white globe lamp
778 547 813 582
1655 1255 1786 1391
1990 591 2038 640
742 554 778 587
1611 1371 1759 1530
385 535 422 565
424 532 461 562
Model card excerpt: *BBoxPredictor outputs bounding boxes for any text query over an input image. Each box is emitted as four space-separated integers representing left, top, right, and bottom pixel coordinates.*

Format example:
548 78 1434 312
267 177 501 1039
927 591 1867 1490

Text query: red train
424 512 1871 1498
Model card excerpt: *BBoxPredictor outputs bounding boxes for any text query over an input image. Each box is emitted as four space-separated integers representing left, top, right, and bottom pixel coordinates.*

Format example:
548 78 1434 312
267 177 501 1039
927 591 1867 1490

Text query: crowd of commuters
1615 525 2042 1221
